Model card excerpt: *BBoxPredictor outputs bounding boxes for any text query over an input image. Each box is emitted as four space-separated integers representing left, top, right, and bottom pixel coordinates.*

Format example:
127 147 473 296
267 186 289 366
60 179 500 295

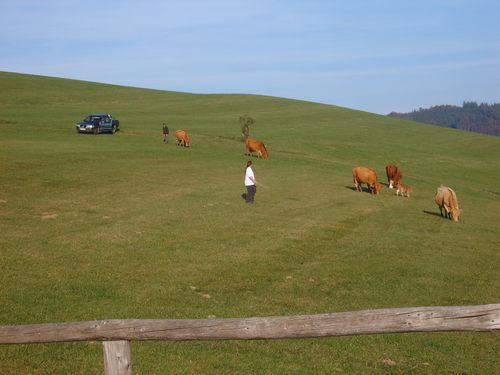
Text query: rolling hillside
0 71 499 374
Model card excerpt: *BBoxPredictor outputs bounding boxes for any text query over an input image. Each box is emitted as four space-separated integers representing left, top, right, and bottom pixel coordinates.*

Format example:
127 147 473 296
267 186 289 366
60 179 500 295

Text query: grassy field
0 71 499 374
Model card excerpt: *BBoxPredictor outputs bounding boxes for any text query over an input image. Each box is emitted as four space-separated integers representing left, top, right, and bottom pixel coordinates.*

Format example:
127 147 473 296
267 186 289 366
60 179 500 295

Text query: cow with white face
386 164 403 189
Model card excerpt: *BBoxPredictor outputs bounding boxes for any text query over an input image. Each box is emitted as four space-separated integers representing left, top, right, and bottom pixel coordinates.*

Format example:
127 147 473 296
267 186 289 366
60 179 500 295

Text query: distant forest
388 102 500 136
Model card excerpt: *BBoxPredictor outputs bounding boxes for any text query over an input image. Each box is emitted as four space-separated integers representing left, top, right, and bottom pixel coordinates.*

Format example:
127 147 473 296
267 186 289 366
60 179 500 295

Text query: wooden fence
1 304 498 375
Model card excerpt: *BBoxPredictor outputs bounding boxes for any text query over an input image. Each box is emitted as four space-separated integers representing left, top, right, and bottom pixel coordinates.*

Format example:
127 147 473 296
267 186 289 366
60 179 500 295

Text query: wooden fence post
103 340 132 375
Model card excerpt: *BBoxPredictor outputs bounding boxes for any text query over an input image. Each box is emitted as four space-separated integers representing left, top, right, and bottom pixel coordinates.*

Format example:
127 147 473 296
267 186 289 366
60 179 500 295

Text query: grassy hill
0 71 499 374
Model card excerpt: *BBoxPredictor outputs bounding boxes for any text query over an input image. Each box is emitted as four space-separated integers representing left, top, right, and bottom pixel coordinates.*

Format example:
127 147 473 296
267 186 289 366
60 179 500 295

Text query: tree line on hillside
388 102 500 136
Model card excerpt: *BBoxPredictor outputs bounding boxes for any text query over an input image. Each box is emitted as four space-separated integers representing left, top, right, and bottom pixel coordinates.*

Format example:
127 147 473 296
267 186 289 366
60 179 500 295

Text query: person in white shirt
244 160 257 203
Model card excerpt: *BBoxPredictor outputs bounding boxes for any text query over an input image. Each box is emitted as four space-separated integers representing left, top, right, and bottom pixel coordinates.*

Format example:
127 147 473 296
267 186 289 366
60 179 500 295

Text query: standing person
244 160 257 204
162 122 169 143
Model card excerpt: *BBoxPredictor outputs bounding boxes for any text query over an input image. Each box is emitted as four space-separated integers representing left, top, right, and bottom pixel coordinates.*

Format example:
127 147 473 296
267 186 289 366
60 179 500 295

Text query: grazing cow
396 183 412 197
386 164 403 189
352 166 382 194
435 185 461 221
175 130 190 147
245 137 269 159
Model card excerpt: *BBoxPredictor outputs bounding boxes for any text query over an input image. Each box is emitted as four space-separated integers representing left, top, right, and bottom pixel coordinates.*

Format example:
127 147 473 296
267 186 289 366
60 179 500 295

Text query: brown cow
352 166 382 194
175 129 190 147
386 164 403 189
435 185 461 221
245 137 268 159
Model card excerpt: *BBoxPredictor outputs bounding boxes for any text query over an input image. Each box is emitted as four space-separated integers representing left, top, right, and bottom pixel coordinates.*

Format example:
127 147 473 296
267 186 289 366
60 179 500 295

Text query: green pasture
0 71 499 374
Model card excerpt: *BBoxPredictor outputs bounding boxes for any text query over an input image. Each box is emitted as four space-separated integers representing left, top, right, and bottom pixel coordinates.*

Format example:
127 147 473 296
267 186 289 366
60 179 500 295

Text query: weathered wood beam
0 304 498 345
103 341 132 375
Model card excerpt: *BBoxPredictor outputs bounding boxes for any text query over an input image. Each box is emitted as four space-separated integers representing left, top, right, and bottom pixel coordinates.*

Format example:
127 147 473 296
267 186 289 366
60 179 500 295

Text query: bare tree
239 114 255 140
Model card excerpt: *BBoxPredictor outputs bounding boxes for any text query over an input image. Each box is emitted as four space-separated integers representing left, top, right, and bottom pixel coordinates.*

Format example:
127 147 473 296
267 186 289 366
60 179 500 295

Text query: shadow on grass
345 185 372 194
423 210 444 218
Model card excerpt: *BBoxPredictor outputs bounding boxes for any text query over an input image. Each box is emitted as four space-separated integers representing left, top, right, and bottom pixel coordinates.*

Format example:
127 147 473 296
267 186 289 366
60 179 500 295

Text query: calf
396 183 412 197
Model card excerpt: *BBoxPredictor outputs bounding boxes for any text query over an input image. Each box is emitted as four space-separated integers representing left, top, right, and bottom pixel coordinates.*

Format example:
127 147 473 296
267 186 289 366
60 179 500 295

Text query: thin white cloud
1 0 499 114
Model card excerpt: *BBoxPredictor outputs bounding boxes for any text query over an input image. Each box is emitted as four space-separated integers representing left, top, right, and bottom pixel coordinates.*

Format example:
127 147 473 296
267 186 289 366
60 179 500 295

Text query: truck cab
76 114 120 134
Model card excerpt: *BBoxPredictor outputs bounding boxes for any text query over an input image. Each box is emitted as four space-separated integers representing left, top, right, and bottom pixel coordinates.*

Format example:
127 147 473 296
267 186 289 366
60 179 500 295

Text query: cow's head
451 208 461 222
260 147 269 159
373 182 382 194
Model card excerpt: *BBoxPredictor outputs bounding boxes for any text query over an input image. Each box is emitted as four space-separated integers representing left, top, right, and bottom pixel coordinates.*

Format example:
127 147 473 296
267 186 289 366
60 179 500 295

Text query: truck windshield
84 116 102 122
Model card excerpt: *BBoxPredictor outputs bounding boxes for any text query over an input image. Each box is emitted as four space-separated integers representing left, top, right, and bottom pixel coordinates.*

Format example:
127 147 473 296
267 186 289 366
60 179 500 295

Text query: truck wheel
111 125 116 134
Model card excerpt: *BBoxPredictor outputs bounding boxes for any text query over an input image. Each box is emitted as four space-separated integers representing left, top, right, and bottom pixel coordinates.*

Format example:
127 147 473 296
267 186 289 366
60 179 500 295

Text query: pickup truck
75 114 120 134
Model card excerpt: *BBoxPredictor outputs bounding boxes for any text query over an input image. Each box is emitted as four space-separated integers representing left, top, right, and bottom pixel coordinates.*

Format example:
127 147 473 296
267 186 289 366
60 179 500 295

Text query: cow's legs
353 179 360 192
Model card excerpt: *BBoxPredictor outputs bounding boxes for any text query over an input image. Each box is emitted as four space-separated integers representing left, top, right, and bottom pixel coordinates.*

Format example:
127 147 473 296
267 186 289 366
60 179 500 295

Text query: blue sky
1 0 499 114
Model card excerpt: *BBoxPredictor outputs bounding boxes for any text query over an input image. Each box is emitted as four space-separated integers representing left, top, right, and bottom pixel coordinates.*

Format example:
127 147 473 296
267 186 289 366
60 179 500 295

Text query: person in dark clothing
162 123 170 143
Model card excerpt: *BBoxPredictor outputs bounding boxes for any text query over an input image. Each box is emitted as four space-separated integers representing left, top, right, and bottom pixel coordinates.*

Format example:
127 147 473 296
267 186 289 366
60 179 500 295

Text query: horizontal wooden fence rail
1 304 498 375
1 304 499 344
